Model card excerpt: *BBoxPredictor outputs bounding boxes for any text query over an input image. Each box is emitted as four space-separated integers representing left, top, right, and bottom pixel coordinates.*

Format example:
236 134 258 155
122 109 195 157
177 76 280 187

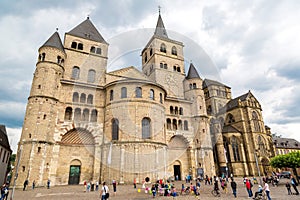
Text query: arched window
112 119 119 140
252 111 261 132
74 108 81 121
160 93 163 103
142 118 151 139
72 92 79 102
71 66 80 80
80 93 86 103
207 105 212 114
160 43 166 53
41 53 46 61
193 83 197 89
258 135 266 152
227 114 235 124
173 119 177 130
175 107 178 115
149 89 154 100
90 46 96 53
150 48 153 56
231 136 241 161
164 63 168 69
178 120 182 130
87 69 96 83
170 106 174 114
57 56 61 64
177 67 181 72
64 107 72 121
135 87 142 98
166 118 171 130
82 109 89 121
144 53 147 62
78 43 83 50
87 94 93 104
173 66 177 71
96 47 101 54
90 109 97 122
189 84 193 89
179 107 183 115
171 46 177 55
71 42 77 49
184 120 188 130
110 90 114 101
121 87 127 98
160 63 164 68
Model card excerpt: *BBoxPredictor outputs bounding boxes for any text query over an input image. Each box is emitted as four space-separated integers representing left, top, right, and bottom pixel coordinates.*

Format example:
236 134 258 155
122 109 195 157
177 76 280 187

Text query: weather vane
56 27 58 32
158 5 161 14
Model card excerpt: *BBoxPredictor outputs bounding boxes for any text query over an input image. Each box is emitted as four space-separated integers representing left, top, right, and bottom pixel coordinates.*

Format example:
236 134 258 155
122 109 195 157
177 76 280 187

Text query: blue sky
1 0 300 152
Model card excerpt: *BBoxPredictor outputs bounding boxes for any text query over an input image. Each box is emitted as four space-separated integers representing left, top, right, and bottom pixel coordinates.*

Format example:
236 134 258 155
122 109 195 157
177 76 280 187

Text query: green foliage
270 151 300 168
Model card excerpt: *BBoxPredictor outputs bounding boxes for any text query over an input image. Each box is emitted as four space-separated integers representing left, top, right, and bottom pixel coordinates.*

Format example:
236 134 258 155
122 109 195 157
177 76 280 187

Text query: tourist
47 179 50 189
101 182 109 200
290 175 299 195
253 185 263 199
245 178 253 197
23 179 28 191
230 179 237 198
112 179 117 196
263 180 272 200
285 182 292 195
32 180 35 190
151 184 156 198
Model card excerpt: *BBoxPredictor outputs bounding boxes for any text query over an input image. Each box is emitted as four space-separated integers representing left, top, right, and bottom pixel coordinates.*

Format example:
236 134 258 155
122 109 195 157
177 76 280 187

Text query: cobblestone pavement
9 178 300 200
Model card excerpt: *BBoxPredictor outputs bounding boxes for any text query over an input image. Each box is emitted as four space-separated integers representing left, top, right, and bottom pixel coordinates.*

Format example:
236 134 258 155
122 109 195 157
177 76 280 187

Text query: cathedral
14 13 275 187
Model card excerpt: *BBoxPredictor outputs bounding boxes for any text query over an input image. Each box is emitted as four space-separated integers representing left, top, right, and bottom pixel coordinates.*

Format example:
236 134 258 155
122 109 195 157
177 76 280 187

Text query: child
286 182 292 195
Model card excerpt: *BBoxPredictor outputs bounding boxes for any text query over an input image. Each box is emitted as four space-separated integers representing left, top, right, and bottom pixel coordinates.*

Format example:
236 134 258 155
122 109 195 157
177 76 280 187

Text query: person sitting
253 185 263 199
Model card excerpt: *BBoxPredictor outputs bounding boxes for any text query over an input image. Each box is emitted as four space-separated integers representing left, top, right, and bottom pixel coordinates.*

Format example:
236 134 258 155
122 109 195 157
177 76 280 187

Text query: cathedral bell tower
15 31 65 187
141 13 185 98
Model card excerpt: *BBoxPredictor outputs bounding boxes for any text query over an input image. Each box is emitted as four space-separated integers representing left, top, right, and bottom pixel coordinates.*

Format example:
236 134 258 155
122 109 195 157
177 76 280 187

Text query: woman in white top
101 182 109 200
263 180 272 200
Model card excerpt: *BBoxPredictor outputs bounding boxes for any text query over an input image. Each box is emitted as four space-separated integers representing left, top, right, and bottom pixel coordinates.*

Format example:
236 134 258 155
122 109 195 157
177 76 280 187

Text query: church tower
142 13 185 98
15 31 66 186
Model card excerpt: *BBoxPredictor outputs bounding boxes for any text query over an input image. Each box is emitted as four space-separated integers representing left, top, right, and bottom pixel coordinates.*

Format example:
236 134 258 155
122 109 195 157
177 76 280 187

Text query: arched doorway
68 159 81 185
168 135 189 180
173 160 182 181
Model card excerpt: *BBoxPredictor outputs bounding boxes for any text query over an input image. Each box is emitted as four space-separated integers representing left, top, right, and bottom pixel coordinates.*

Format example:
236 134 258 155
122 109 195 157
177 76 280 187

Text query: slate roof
186 63 200 79
273 137 300 149
154 14 168 39
67 18 108 44
41 32 65 52
0 125 12 151
202 79 229 89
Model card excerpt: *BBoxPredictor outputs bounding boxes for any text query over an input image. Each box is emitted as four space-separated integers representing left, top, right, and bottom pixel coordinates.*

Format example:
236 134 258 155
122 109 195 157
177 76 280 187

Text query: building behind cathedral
14 14 275 187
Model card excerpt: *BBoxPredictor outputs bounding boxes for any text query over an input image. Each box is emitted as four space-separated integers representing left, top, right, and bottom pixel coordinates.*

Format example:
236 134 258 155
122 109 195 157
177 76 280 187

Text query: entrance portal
173 165 181 181
68 165 81 185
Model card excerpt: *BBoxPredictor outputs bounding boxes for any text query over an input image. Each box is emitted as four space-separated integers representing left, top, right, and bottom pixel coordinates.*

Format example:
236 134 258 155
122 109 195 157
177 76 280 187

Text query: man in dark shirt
230 179 237 198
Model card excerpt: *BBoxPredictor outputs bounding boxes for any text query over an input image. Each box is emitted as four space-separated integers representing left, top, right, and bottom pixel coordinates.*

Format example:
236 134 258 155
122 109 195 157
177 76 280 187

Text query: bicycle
211 188 221 197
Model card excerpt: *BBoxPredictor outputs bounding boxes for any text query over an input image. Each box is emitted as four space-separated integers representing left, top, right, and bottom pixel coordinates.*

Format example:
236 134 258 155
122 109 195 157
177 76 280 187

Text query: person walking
47 179 50 189
32 180 35 190
230 179 237 198
23 179 28 191
263 180 272 200
290 176 299 195
112 179 117 196
285 182 292 195
101 182 109 200
245 178 253 198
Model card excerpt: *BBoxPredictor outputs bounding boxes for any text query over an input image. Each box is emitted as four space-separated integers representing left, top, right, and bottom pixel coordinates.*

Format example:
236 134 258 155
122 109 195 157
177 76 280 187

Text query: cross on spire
158 5 161 15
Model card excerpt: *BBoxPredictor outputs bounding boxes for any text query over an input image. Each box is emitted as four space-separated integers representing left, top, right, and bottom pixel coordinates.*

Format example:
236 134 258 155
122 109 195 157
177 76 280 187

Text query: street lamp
254 149 262 185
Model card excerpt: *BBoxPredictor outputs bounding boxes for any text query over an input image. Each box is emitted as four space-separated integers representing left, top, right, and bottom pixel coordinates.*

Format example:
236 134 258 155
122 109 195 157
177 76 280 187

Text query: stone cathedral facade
14 14 275 187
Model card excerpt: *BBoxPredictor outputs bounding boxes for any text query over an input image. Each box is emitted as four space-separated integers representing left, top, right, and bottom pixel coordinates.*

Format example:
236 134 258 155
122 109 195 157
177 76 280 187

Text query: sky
1 0 300 153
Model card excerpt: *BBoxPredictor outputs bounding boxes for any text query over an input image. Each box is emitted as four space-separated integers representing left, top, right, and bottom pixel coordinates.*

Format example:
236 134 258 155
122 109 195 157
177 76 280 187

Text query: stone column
120 145 125 184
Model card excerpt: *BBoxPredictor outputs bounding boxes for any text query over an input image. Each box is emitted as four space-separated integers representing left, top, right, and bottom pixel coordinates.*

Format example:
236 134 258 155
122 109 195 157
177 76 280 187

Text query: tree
270 151 300 183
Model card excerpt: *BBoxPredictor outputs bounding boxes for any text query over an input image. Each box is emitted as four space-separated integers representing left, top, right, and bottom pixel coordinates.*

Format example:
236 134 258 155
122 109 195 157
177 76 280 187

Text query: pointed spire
41 31 65 52
68 18 107 44
154 11 168 38
186 63 200 79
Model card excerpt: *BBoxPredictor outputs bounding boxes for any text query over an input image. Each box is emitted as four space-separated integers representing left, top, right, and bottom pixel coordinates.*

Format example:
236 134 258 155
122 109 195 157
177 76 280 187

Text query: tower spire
154 8 168 39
